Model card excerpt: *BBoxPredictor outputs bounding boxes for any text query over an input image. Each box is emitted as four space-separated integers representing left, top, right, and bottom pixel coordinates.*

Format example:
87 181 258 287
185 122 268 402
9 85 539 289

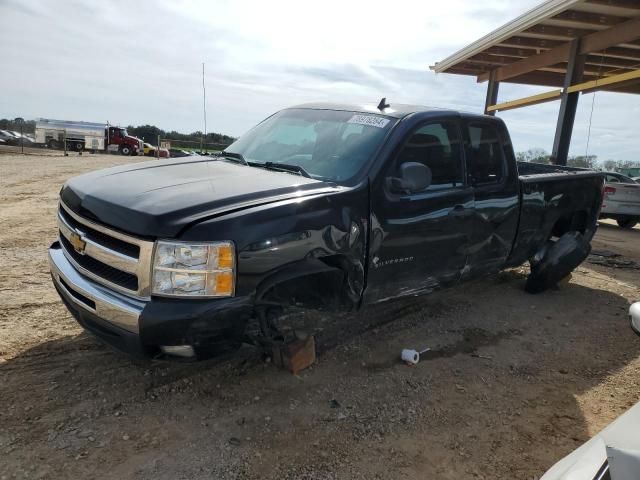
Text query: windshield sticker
347 115 390 129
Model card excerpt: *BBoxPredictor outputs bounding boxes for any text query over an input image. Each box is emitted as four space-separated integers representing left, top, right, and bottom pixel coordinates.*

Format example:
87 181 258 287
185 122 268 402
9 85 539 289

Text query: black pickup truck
49 102 604 359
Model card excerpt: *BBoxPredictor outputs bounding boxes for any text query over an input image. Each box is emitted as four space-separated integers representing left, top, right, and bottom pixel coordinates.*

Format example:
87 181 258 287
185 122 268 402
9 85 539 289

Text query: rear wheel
119 145 132 156
525 231 591 294
73 141 84 152
617 217 638 229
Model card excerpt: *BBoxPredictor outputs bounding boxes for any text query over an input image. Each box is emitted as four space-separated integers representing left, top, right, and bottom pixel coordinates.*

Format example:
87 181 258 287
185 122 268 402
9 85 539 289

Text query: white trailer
35 119 106 152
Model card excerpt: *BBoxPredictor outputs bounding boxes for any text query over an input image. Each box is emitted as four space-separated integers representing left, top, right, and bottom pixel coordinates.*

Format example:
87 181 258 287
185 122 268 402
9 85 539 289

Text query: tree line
515 148 640 171
0 118 234 148
125 124 235 149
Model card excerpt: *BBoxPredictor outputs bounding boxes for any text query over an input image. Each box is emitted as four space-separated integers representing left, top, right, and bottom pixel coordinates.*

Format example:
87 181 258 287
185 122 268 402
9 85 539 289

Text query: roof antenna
377 97 390 111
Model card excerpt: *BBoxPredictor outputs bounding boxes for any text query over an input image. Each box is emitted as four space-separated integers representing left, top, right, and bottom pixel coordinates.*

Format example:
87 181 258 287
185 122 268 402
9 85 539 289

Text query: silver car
600 172 640 229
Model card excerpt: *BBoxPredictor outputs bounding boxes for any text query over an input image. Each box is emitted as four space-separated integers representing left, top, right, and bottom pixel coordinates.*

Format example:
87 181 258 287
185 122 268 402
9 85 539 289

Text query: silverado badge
69 231 86 254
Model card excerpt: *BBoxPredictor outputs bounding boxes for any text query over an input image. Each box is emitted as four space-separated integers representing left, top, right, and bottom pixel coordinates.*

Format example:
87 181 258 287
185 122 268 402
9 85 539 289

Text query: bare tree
515 148 550 163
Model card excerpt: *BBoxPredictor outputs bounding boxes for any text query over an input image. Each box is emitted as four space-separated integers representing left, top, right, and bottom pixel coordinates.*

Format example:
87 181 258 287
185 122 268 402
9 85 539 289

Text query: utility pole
201 62 207 153
14 117 24 154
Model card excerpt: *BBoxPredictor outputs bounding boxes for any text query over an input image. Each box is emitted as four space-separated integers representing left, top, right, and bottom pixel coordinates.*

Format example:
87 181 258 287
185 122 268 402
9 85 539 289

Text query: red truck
35 119 144 155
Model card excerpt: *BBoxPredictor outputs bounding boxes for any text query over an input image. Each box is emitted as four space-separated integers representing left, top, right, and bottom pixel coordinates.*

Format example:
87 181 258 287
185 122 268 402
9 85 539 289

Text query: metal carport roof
430 0 640 164
431 0 640 94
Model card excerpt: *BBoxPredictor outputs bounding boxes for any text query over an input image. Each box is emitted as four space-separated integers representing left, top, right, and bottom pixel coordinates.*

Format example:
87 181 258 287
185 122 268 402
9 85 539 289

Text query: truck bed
506 162 604 267
517 161 604 182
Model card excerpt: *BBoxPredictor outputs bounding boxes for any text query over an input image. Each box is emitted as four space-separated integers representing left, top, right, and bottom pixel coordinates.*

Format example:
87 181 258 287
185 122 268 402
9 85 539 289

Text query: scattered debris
588 254 639 269
591 249 621 258
401 347 431 365
471 354 493 360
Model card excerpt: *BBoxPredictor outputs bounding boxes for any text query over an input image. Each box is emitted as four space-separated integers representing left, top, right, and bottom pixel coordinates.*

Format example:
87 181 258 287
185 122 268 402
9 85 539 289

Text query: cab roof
290 102 460 119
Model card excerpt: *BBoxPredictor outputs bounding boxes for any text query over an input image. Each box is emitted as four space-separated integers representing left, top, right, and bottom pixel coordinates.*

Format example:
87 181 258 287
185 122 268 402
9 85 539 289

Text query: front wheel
119 145 132 156
617 217 638 229
47 139 59 149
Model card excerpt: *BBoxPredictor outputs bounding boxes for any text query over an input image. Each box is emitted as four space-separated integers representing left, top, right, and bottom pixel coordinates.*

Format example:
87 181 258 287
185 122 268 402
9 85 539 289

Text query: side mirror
386 162 432 194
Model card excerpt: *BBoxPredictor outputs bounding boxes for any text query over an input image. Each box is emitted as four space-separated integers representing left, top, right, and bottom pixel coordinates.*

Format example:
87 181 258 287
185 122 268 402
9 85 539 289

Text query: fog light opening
160 345 195 358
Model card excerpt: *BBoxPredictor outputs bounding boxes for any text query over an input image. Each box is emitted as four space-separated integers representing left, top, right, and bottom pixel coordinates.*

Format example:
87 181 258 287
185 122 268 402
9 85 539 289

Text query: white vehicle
35 119 143 155
542 400 640 480
600 172 640 229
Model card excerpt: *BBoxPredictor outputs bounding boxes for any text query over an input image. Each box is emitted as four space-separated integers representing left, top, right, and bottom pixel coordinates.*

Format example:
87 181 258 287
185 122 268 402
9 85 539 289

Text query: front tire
119 145 132 156
617 217 638 229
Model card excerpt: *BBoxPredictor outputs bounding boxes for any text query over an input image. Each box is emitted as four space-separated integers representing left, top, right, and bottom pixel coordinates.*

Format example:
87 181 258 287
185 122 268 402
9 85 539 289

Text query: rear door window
466 123 506 186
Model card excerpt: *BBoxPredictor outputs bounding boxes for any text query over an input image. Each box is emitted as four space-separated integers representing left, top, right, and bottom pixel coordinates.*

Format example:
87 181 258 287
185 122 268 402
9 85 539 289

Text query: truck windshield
224 108 395 182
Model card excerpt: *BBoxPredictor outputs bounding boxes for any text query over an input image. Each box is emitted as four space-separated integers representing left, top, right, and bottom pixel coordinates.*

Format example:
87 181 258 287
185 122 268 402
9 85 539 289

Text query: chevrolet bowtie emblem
69 231 87 254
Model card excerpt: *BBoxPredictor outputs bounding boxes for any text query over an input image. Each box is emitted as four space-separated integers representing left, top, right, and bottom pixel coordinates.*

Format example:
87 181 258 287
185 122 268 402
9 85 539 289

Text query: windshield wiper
220 150 248 166
263 162 311 178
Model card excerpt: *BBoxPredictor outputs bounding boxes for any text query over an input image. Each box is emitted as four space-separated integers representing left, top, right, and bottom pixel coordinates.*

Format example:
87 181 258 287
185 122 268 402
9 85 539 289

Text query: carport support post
551 39 585 165
484 70 500 116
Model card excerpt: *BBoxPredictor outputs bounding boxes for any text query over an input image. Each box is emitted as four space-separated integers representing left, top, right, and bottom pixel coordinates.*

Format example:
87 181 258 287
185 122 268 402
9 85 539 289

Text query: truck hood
60 157 336 238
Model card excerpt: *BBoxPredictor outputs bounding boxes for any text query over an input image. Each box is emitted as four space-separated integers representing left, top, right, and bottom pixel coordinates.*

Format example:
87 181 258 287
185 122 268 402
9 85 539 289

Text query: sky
1 0 639 161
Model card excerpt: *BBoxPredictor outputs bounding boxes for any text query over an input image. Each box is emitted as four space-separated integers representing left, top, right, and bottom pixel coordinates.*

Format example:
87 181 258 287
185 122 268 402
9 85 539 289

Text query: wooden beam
486 89 562 112
498 36 562 50
522 24 596 40
445 66 483 76
579 16 640 53
484 46 534 58
585 54 640 69
566 68 640 93
550 10 627 28
584 0 640 11
478 43 572 82
477 17 640 83
507 71 570 87
592 46 640 61
546 59 637 75
466 53 516 66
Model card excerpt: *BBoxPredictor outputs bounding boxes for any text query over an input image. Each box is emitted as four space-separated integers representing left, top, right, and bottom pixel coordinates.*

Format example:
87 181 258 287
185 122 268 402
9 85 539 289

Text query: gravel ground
1 152 639 480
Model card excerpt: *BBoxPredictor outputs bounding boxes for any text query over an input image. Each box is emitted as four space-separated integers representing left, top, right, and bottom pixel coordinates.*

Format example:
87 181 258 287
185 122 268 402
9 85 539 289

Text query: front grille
60 233 139 291
59 207 140 258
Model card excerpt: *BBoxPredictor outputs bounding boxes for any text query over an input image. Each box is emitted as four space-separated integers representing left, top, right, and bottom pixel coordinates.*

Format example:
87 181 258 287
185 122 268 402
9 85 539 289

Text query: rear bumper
49 242 253 359
600 201 640 217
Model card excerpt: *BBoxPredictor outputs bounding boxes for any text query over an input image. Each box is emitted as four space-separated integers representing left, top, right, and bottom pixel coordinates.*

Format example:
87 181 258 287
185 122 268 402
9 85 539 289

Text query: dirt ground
1 151 639 480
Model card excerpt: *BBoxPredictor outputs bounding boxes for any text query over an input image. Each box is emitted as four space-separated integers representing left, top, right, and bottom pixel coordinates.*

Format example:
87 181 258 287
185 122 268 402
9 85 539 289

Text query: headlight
152 241 235 297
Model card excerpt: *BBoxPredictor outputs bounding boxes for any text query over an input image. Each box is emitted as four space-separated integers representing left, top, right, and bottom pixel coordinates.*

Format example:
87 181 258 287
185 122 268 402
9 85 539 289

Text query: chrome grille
57 202 154 298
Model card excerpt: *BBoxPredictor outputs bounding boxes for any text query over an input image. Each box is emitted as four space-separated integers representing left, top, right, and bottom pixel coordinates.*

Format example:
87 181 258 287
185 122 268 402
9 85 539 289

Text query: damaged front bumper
49 241 253 359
